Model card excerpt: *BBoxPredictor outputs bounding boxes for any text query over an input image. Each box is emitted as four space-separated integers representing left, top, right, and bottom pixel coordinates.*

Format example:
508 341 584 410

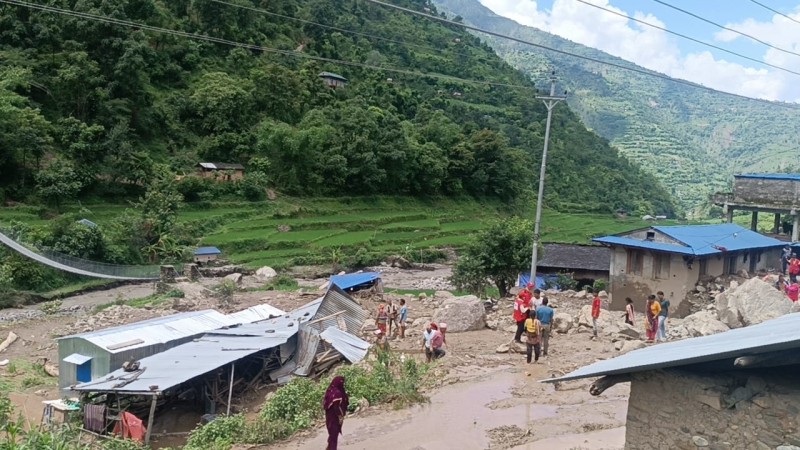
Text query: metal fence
0 228 180 280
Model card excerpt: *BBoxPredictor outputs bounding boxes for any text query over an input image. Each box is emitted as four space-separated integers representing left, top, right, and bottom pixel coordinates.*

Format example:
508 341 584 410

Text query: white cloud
477 0 799 102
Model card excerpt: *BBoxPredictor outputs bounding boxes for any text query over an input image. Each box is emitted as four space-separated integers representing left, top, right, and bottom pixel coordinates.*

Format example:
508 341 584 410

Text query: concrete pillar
793 215 800 243
750 211 759 231
774 213 781 234
726 208 734 224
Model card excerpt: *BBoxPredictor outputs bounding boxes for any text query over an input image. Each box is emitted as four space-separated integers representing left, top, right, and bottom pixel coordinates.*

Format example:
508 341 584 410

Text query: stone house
545 313 800 449
594 223 784 316
197 162 245 181
712 173 800 240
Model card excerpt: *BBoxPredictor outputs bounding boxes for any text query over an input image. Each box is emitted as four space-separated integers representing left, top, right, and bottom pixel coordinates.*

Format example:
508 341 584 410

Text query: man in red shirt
591 290 602 340
513 283 534 343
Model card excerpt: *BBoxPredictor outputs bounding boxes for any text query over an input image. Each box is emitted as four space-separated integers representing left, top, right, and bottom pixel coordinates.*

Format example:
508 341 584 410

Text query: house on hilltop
594 223 784 316
319 71 347 89
197 162 245 181
545 313 800 449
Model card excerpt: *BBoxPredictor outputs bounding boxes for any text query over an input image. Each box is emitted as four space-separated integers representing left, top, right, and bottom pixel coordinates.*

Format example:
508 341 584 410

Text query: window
627 250 643 275
653 253 671 279
646 231 656 241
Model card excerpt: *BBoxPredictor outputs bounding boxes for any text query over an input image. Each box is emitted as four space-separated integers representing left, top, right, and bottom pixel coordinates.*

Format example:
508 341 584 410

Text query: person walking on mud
513 284 533 343
536 297 554 356
524 309 542 364
323 376 350 450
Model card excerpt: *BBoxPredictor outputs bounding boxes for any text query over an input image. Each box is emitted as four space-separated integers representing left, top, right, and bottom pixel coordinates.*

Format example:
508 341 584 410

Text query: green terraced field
0 196 674 270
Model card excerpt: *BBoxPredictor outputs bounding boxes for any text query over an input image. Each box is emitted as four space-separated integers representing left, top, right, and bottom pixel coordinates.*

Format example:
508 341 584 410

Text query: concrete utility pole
530 74 567 284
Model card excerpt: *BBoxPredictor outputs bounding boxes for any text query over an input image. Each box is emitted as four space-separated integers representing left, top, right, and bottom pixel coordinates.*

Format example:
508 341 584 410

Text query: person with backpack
789 254 800 283
524 309 542 364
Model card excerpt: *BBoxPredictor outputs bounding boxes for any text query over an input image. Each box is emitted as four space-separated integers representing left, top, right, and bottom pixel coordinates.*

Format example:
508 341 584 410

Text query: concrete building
594 224 784 316
193 246 222 264
197 162 245 181
712 173 800 240
545 313 800 450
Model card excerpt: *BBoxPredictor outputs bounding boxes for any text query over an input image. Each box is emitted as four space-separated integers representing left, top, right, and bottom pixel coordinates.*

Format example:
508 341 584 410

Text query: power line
0 0 534 91
210 0 478 61
363 0 800 109
575 0 800 77
746 0 800 26
650 0 800 58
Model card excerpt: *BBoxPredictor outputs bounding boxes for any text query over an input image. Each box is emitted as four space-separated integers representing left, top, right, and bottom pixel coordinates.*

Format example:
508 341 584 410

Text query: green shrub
592 279 607 292
261 378 325 427
263 274 298 291
184 414 247 450
40 299 63 315
555 273 578 291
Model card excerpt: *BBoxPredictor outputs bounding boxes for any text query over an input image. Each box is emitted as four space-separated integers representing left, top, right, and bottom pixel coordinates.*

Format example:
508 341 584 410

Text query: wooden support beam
144 394 158 445
306 311 346 327
226 363 235 416
589 374 631 396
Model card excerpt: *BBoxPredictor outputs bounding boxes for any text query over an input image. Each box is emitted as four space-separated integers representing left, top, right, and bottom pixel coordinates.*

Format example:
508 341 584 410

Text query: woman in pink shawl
323 376 350 450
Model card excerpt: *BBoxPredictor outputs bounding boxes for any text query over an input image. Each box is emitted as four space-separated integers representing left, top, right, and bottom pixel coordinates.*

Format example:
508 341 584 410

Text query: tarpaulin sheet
517 273 558 290
329 272 381 291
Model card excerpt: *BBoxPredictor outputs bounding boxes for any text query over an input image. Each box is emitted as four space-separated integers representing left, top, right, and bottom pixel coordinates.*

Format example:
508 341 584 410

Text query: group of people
624 291 670 343
373 298 447 364
374 298 408 339
513 283 554 364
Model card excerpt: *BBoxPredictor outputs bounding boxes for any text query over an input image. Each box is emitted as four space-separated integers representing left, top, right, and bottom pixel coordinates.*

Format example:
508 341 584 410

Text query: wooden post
750 211 758 231
775 213 782 234
145 394 158 445
226 363 235 416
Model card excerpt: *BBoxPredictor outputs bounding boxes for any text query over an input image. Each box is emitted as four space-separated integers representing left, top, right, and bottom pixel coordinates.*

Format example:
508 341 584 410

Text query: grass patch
312 231 378 248
4 360 55 390
379 219 441 230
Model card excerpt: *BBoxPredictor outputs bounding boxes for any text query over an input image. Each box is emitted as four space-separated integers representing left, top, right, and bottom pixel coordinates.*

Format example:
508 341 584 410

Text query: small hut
197 163 245 181
193 246 222 264
319 72 347 89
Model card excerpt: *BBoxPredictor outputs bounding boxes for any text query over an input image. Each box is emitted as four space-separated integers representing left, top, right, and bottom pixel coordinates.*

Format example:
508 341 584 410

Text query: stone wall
625 368 800 450
734 177 800 207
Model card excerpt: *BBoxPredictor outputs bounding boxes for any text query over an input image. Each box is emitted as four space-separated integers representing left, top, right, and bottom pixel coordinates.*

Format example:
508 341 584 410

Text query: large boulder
577 304 612 329
431 295 486 332
553 313 573 334
682 310 729 337
255 266 277 281
617 323 641 340
224 273 243 284
620 340 647 353
716 278 794 328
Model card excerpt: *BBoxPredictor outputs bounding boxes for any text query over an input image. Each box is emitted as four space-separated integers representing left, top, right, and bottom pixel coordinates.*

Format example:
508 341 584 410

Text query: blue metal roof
736 173 800 181
546 312 800 383
194 246 221 255
329 272 382 291
593 224 784 256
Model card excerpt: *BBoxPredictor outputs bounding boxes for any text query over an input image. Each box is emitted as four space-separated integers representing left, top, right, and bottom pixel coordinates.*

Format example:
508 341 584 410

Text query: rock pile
715 278 796 328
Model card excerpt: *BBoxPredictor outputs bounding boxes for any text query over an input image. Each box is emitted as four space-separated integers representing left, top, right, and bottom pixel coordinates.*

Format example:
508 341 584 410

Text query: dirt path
268 362 626 450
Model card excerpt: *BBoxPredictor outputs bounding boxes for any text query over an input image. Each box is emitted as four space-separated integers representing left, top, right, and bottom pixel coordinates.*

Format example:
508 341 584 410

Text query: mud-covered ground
0 266 628 450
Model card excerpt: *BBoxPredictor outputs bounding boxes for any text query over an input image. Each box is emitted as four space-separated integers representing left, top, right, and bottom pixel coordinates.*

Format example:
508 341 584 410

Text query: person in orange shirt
591 290 601 340
645 295 661 342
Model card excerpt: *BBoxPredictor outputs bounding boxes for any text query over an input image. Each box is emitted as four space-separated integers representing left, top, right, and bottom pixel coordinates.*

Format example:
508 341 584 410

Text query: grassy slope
1 197 674 271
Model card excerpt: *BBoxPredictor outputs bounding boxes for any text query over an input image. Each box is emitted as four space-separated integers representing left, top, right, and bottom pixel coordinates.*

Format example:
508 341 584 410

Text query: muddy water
269 368 625 450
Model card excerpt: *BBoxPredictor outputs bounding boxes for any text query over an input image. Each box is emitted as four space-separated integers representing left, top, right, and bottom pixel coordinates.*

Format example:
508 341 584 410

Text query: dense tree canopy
0 0 675 215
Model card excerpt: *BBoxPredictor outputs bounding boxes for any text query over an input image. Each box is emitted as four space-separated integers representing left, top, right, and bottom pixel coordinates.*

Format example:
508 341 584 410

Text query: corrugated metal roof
71 334 288 394
594 224 784 256
320 327 369 363
537 244 610 271
63 354 92 365
545 312 800 383
226 304 286 324
210 298 322 338
308 285 370 335
294 327 321 377
319 71 347 81
60 304 291 354
329 272 381 291
736 173 800 181
198 162 245 170
193 246 221 255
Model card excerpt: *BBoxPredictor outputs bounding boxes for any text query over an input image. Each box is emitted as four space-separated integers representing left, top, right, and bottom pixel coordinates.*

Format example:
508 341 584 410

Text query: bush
184 414 247 450
212 280 237 308
40 299 63 315
592 279 607 292
555 273 578 291
263 274 298 291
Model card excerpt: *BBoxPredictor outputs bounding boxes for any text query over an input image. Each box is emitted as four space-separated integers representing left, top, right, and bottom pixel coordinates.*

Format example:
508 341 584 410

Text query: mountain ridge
435 0 800 215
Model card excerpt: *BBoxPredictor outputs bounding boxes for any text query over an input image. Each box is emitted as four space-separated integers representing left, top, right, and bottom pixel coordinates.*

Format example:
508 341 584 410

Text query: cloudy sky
477 0 800 103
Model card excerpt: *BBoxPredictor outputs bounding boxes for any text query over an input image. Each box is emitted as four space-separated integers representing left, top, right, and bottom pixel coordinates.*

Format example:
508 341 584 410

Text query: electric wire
650 0 800 58
574 0 800 77
362 0 800 109
210 0 479 61
0 0 535 91
746 0 800 26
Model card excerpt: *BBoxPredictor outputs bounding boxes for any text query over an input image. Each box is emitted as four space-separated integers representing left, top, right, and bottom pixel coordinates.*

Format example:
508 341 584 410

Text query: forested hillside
0 0 674 215
436 0 800 215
